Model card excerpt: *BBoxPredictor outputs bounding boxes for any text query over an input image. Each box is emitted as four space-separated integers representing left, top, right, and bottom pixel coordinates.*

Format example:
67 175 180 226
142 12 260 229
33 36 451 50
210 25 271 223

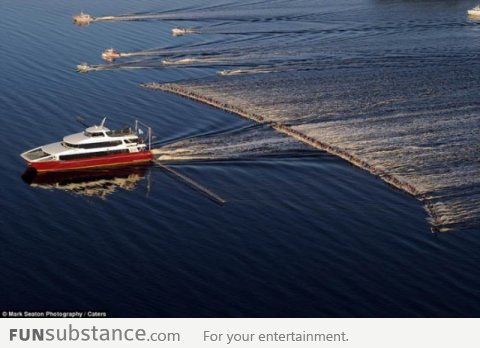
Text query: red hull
27 151 153 172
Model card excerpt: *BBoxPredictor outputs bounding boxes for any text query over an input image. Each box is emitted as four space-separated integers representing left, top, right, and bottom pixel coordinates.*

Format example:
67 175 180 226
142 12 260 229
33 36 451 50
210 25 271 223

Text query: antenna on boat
100 117 107 127
135 120 152 150
148 127 152 150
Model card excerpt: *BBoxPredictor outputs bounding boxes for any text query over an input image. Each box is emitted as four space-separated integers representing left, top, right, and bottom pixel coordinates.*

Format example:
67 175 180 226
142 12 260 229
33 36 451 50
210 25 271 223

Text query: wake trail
152 125 311 162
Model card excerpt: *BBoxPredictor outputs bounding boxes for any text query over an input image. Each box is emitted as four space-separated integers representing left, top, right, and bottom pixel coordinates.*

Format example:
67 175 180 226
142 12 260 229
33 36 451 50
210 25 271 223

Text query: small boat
171 27 196 36
76 62 92 73
73 11 94 25
101 48 121 62
468 5 480 16
21 118 153 172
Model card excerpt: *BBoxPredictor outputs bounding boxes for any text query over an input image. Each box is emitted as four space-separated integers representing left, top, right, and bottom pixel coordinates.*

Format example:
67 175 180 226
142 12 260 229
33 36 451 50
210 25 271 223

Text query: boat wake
80 0 329 24
218 66 285 76
76 59 165 73
162 57 225 66
152 125 311 162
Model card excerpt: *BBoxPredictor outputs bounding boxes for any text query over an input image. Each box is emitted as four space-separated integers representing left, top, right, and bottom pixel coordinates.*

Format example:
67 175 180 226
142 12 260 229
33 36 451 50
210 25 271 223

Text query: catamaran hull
26 151 153 172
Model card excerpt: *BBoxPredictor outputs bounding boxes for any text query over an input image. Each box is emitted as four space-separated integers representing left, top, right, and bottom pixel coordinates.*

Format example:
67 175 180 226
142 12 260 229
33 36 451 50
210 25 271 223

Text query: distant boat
468 5 480 16
172 27 197 36
73 11 94 25
20 118 153 172
101 48 121 62
76 62 92 73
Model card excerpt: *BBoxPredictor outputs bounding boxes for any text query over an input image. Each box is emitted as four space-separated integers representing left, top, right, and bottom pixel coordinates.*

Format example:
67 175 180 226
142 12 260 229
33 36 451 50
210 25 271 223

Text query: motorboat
172 28 188 36
171 27 196 36
21 118 153 172
76 63 92 73
468 5 480 16
101 48 121 62
73 11 94 25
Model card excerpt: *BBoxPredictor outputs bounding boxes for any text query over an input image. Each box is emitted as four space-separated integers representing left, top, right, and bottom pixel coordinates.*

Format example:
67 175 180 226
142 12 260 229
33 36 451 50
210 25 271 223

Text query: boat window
59 149 129 161
63 140 123 149
84 131 105 137
107 127 132 137
124 138 138 144
37 156 55 162
25 149 51 160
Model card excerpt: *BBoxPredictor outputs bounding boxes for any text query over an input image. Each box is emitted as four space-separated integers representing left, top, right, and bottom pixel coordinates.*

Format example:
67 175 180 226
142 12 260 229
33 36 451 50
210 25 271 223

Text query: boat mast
135 120 152 150
148 127 151 150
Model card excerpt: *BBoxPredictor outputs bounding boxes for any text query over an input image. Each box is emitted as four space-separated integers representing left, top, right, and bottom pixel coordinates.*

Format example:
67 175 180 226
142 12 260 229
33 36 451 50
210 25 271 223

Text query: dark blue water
1 0 480 317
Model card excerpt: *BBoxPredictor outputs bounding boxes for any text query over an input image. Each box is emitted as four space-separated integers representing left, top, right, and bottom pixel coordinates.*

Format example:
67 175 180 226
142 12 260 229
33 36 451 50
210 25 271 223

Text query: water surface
1 0 480 317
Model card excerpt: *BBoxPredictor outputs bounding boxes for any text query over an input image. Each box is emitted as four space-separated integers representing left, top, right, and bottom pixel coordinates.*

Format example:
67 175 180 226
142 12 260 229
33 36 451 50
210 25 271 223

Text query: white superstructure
468 5 480 16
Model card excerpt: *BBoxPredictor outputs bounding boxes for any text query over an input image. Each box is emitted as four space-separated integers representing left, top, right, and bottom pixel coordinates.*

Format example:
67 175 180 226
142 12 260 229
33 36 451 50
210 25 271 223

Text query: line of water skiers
143 82 442 229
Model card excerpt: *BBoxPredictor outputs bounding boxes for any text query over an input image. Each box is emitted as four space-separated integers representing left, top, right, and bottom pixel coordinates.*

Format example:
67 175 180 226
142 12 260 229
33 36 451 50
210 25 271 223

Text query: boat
73 11 94 25
172 28 187 36
171 27 196 37
468 5 480 16
101 48 121 62
21 118 153 172
76 63 92 73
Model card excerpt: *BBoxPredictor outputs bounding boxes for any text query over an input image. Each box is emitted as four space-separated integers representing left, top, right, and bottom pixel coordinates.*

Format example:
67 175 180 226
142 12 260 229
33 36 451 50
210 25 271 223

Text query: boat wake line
76 60 162 73
156 162 226 204
151 124 311 162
